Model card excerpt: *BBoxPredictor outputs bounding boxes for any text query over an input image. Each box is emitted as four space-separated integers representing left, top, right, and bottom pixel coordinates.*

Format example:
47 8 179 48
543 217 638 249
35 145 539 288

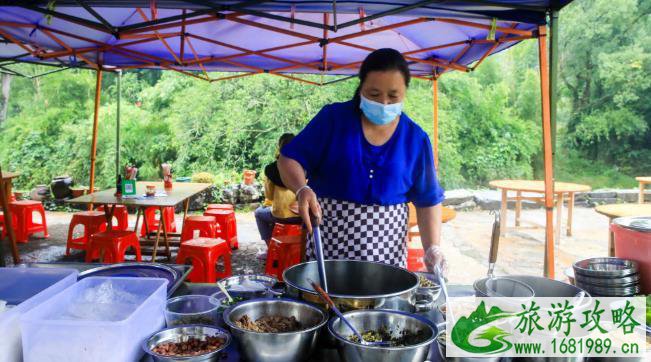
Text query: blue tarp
0 1 573 77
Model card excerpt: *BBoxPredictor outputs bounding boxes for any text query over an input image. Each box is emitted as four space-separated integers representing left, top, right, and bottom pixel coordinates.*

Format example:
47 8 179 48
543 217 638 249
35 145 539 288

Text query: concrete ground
1 207 611 285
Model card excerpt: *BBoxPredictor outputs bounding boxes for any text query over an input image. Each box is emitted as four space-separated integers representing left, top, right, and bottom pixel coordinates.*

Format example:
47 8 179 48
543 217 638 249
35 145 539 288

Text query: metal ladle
485 211 535 300
309 278 390 347
311 222 328 293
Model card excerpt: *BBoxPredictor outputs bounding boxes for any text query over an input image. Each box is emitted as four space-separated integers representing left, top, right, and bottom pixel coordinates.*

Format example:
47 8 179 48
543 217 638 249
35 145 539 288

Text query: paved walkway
1 207 611 284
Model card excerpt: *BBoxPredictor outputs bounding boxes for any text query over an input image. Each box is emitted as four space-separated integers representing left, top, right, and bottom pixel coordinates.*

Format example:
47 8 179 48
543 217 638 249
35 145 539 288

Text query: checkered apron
305 197 408 268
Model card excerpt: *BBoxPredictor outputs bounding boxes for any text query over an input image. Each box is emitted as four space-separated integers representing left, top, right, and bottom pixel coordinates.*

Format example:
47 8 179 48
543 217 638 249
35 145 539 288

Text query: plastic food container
165 295 220 327
612 216 651 294
21 276 168 362
0 267 78 362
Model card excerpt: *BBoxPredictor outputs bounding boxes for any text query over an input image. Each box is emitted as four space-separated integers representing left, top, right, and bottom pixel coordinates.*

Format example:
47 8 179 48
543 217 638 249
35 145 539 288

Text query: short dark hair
278 133 295 149
353 48 411 108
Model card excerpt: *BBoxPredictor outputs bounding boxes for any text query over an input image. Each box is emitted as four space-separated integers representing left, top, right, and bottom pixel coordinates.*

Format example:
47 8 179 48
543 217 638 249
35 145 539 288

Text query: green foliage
560 0 651 172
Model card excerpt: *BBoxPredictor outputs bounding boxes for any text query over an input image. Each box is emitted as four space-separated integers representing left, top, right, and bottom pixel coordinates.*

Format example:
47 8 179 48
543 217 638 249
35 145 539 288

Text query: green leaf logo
451 301 515 354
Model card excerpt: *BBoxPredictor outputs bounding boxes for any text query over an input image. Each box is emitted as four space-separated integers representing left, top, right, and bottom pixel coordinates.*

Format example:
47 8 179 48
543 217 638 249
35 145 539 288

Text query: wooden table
595 203 651 257
636 176 651 203
67 182 212 261
489 180 591 242
0 171 20 265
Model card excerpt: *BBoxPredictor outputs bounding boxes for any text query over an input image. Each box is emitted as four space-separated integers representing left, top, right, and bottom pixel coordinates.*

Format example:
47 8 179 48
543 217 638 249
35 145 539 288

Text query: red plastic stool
0 212 5 239
97 205 129 231
66 211 107 255
406 239 427 272
181 215 220 242
85 230 142 263
141 206 177 236
203 209 238 249
271 223 303 238
206 204 234 211
176 237 232 283
264 234 304 281
10 200 48 243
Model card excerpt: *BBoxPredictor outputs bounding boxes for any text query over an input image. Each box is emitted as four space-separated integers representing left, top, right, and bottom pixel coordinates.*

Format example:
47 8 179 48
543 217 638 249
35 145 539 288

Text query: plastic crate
21 276 168 362
0 267 78 362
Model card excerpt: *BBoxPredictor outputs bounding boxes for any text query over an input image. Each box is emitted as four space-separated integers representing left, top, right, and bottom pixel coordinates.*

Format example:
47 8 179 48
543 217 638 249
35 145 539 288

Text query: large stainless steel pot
283 260 419 312
474 276 590 362
474 275 590 299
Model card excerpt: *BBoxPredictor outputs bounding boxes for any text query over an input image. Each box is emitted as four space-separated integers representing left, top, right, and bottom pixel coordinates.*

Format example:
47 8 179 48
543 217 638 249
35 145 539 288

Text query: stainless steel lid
613 216 651 233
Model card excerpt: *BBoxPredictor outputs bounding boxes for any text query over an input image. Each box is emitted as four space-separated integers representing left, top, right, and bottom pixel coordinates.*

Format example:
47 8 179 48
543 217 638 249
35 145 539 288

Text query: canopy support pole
549 10 559 153
88 68 102 209
116 70 121 178
432 77 439 168
0 165 19 265
537 25 555 279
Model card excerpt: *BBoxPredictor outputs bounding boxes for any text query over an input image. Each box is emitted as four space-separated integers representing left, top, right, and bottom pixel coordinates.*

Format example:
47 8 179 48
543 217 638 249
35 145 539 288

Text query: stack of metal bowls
572 257 640 297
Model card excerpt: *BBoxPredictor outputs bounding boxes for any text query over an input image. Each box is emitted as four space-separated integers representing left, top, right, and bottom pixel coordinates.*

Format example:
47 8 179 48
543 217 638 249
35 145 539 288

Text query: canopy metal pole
432 77 439 168
0 165 19 265
88 68 102 207
537 25 555 279
550 10 559 154
116 70 121 178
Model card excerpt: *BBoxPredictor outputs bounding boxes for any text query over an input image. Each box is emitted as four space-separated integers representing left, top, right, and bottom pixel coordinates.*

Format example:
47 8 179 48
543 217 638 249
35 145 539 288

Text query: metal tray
26 262 191 297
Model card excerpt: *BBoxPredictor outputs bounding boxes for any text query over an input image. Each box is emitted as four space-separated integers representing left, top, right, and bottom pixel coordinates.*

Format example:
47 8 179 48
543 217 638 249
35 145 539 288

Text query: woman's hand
297 187 322 233
424 245 447 277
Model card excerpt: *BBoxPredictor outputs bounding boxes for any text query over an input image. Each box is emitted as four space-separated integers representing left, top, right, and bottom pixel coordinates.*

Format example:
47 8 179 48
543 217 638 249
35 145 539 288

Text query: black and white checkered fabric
306 198 408 268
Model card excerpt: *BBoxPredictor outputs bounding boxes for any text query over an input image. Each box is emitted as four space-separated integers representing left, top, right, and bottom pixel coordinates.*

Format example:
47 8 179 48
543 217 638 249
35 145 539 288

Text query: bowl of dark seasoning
143 325 230 361
223 298 328 362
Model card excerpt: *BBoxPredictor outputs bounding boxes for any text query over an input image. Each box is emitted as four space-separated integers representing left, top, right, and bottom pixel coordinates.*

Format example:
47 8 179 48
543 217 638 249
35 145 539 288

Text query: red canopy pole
88 68 103 207
432 77 439 168
537 25 555 278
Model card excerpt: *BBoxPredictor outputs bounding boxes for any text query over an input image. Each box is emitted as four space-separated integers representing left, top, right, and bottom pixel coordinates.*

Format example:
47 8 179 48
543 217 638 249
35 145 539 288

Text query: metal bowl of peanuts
143 324 231 361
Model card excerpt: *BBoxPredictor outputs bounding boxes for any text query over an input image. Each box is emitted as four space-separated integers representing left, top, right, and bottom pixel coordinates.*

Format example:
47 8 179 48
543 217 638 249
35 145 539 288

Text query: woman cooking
279 48 447 274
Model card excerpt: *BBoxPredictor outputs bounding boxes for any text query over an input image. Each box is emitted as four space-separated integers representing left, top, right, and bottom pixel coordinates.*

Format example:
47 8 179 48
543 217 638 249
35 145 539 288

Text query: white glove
424 245 448 277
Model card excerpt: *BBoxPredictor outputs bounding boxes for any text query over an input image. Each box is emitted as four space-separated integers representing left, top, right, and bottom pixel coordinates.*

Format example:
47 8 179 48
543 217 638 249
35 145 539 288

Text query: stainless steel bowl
142 325 231 362
223 298 328 362
579 283 640 297
283 260 419 312
573 257 638 278
574 272 640 287
219 274 278 300
415 272 442 301
328 309 437 362
474 275 590 298
474 275 592 316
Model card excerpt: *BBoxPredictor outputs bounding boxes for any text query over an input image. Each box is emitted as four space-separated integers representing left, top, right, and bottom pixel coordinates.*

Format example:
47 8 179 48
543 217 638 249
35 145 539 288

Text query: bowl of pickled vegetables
328 309 437 361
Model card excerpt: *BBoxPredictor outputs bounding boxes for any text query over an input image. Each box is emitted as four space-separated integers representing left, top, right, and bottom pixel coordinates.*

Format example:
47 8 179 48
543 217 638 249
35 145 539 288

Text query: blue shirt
281 100 444 207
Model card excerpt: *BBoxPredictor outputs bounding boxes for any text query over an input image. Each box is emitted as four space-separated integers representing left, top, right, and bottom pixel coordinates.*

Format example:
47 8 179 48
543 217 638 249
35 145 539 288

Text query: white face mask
360 95 403 125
